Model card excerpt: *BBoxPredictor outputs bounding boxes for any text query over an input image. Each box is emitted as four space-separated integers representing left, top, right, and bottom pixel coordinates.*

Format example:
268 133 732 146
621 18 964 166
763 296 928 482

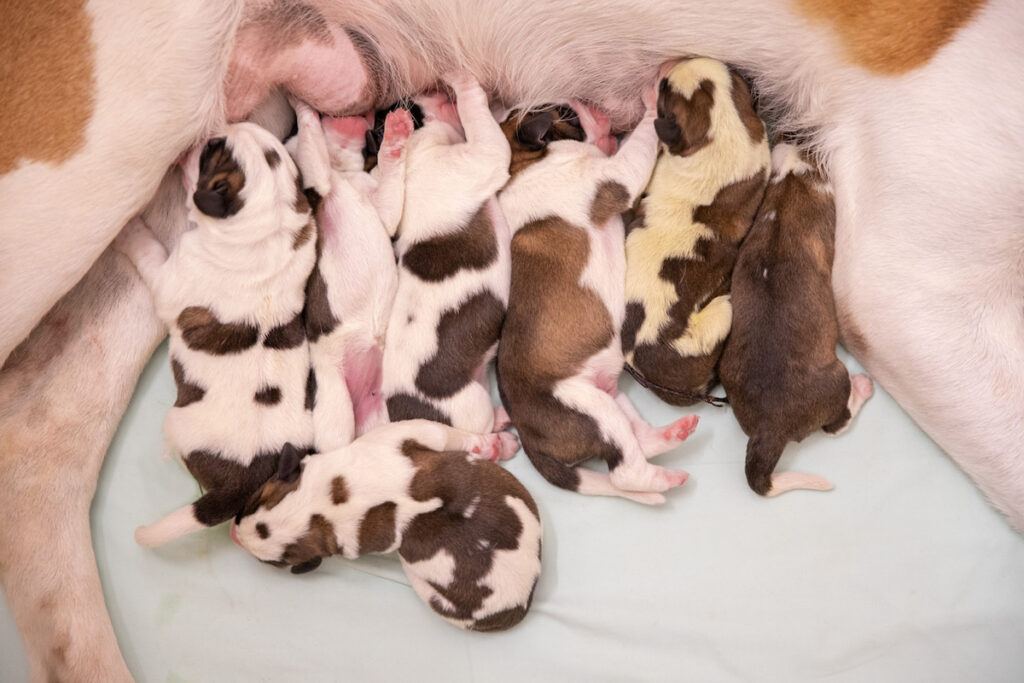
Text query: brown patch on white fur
796 0 986 74
0 0 96 174
400 203 498 282
177 306 260 355
589 181 630 227
500 105 585 177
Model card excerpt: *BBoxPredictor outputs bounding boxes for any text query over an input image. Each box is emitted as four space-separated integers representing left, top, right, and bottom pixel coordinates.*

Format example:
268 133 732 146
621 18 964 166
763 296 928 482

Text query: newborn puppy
622 58 770 405
289 99 412 451
382 72 512 433
114 123 317 546
232 420 540 632
497 95 698 504
719 144 873 496
499 104 585 176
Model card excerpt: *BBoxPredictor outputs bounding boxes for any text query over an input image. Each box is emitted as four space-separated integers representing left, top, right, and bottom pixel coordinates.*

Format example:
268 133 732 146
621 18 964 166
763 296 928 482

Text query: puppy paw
618 490 667 505
661 414 699 444
469 432 519 462
611 463 689 493
851 373 874 400
444 69 479 94
492 405 512 432
381 108 413 158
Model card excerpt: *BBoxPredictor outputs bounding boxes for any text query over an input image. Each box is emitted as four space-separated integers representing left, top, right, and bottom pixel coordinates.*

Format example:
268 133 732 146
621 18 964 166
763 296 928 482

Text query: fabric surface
2 342 1023 682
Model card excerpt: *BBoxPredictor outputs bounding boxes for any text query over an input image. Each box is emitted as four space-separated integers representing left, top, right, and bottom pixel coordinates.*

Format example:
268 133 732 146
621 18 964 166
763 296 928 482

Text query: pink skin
417 91 465 137
226 23 373 121
381 109 414 157
571 100 617 155
492 406 511 432
469 432 520 462
343 345 385 435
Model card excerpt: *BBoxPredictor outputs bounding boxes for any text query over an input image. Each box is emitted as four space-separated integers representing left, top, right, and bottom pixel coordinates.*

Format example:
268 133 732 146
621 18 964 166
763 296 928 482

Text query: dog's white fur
2 0 1023 678
232 420 539 631
115 123 316 547
288 100 408 451
381 73 512 433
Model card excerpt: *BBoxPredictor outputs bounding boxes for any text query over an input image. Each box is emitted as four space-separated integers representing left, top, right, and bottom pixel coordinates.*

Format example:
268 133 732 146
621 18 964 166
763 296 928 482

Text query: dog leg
366 419 519 462
0 171 187 680
613 393 699 458
370 108 414 236
823 373 874 436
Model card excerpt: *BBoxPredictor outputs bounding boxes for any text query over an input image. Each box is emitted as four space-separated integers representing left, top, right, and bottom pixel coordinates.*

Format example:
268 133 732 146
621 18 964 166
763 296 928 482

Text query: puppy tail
135 504 206 547
745 434 833 496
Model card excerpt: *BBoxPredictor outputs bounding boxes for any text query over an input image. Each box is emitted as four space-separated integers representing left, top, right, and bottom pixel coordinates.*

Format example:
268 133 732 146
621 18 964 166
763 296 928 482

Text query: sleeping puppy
288 100 412 451
622 58 770 405
719 144 873 496
232 419 540 632
497 94 699 504
498 104 586 175
113 123 317 546
382 72 512 433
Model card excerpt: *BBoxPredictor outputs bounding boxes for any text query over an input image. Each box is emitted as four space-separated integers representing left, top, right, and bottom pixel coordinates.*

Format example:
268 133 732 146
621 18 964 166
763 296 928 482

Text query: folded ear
654 117 682 146
277 443 303 483
290 556 323 574
515 111 555 150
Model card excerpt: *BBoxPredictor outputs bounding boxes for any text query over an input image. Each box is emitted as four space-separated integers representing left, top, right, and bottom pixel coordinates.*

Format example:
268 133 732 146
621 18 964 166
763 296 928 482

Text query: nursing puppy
382 72 512 433
497 94 699 504
719 144 873 496
498 104 586 175
114 123 317 546
232 419 540 632
289 100 411 451
622 58 770 405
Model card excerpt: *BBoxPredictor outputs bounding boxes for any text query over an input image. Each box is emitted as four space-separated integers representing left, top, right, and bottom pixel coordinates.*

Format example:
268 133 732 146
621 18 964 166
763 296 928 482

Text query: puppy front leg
370 109 413 236
371 419 519 462
111 216 168 293
605 86 660 202
445 71 512 186
289 97 332 200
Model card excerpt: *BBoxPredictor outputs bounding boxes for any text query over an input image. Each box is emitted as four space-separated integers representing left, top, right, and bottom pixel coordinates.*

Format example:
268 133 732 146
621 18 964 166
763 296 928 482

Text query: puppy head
233 445 333 574
500 104 585 176
655 57 740 157
190 122 307 230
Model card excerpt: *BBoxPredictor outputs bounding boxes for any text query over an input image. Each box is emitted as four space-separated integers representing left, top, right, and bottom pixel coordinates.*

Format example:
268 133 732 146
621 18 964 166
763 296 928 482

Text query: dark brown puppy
719 144 873 496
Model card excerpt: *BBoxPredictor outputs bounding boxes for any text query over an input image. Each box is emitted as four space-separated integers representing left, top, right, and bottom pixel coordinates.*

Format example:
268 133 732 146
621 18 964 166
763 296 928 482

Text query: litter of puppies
119 58 871 631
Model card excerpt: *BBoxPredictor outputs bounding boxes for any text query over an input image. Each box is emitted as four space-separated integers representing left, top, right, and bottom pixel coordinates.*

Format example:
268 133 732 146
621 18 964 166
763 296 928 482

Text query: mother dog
1 0 1022 680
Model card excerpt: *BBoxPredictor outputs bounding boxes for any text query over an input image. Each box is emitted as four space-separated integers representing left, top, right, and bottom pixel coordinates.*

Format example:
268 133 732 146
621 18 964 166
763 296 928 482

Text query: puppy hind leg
823 372 873 436
523 445 665 505
134 504 206 547
746 433 832 497
613 393 699 458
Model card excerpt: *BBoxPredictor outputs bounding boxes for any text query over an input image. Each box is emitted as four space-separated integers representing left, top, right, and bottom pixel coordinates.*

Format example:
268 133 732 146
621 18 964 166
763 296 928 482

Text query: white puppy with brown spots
497 93 699 504
114 122 317 547
381 72 512 433
232 419 540 632
288 99 412 451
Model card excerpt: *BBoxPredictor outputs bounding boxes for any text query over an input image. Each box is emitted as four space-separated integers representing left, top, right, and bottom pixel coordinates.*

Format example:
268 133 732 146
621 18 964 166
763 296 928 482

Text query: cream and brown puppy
382 72 512 433
289 100 412 451
622 58 770 405
719 144 873 496
497 95 699 504
232 419 540 632
114 123 318 546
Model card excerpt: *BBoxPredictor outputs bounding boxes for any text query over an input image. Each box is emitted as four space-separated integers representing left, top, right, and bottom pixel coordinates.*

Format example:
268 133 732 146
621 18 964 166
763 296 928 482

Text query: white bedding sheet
3 343 1023 682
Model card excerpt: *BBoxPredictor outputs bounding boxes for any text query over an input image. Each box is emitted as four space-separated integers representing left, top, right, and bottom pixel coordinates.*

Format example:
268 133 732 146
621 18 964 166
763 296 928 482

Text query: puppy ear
277 443 303 483
290 556 323 574
193 188 229 218
515 111 555 150
654 118 682 146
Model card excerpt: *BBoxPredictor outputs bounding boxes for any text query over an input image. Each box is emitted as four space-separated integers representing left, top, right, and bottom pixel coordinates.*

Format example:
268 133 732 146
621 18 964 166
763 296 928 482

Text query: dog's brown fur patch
656 78 715 157
304 368 317 411
330 475 350 505
497 216 625 487
254 386 282 405
177 306 259 355
401 203 498 282
729 72 765 144
415 290 505 399
0 0 96 174
501 105 585 177
385 392 452 425
304 265 338 343
185 449 283 525
263 312 305 349
282 513 338 565
170 358 206 408
589 181 630 227
796 0 986 74
357 501 397 553
292 218 315 250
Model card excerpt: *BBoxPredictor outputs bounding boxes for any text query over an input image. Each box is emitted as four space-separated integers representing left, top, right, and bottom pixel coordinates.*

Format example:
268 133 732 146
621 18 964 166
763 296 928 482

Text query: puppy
232 419 540 632
288 100 412 451
114 123 318 546
719 144 873 496
497 94 698 504
622 58 770 405
382 72 512 433
498 104 586 176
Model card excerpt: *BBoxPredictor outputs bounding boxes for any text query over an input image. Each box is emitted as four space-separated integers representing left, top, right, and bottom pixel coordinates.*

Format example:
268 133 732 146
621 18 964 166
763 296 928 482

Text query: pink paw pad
495 432 520 460
852 374 874 399
661 415 699 442
382 109 413 157
492 406 511 432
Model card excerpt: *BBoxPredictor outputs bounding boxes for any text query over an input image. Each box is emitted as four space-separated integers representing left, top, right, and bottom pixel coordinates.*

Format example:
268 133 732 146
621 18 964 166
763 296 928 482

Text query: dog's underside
1 0 1022 679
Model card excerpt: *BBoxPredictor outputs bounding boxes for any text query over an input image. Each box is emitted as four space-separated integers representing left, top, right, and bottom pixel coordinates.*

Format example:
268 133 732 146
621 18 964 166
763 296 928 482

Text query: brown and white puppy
232 419 540 632
114 123 318 545
622 58 770 405
497 95 699 504
381 72 512 433
719 144 873 496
